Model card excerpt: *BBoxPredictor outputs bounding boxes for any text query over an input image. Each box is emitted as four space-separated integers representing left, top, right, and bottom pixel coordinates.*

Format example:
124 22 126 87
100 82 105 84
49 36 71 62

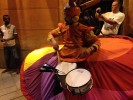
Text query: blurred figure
0 15 20 74
95 0 125 35
47 3 100 63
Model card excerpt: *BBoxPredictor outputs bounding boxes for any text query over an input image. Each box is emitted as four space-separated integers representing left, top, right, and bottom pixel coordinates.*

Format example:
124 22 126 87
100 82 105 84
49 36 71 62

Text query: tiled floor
0 68 26 100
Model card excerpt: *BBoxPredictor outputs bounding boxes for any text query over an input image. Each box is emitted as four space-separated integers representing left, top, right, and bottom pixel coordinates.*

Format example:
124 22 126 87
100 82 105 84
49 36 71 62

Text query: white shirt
101 11 125 35
0 24 17 46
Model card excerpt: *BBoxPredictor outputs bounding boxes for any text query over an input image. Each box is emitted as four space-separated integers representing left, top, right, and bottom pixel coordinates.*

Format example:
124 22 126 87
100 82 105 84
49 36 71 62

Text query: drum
65 68 93 95
56 62 77 88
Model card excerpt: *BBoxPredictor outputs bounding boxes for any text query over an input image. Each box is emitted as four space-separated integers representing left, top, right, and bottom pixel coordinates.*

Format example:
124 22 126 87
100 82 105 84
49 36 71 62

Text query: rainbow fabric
20 36 133 100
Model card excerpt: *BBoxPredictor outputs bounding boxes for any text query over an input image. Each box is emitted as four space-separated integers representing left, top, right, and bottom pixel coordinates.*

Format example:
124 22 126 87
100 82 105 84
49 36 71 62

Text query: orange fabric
87 36 133 61
23 36 133 71
21 36 133 100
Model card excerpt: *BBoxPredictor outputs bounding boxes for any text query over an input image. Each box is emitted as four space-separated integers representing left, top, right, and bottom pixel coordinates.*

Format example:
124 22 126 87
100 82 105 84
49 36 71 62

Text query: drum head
56 62 77 75
66 68 91 87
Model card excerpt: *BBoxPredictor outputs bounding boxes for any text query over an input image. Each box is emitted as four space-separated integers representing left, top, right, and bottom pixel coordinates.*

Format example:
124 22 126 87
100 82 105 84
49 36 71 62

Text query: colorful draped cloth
20 36 133 100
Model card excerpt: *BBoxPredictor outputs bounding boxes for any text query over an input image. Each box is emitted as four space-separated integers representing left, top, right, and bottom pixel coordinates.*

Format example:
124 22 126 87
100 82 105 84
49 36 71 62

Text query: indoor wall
0 0 67 68
0 0 133 68
122 0 133 36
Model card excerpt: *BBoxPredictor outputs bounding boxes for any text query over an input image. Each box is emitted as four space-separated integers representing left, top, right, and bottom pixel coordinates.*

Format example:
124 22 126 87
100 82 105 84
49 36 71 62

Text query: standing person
0 15 20 74
95 0 125 35
47 3 100 64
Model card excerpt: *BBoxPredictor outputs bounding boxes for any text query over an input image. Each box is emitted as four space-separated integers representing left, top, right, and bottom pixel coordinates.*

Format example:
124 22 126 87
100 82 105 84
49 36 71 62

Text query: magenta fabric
21 36 133 100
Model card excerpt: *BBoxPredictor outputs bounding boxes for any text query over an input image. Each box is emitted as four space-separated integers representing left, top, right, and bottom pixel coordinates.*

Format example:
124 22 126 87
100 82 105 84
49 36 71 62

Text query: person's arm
80 0 101 10
89 31 100 53
47 23 68 51
100 14 118 25
84 27 100 54
0 29 3 36
47 27 61 51
0 28 3 42
95 12 118 25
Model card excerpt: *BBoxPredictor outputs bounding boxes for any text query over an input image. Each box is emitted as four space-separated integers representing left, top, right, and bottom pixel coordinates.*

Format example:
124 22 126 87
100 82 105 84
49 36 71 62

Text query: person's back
47 5 100 62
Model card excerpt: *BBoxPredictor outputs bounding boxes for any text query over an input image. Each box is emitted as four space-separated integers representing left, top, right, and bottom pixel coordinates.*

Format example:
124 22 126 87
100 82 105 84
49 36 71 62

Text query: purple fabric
23 51 133 100
22 36 133 100
24 52 62 100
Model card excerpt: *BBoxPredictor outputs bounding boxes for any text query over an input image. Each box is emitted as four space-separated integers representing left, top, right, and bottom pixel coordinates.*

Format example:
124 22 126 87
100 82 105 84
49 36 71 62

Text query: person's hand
95 12 101 18
1 39 6 42
76 48 92 58
53 42 59 51
85 48 92 55
92 44 99 51
1 39 4 42
95 8 104 20
50 38 59 51
95 7 102 18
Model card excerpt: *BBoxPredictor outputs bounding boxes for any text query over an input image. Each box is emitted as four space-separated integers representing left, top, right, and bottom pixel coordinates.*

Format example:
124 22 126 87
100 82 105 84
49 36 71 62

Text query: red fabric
20 36 133 100
20 60 34 100
63 36 133 100
88 36 133 61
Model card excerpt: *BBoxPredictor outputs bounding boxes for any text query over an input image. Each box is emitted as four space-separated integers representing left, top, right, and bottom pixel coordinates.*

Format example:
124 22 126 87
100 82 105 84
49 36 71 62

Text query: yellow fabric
23 37 133 71
23 45 63 71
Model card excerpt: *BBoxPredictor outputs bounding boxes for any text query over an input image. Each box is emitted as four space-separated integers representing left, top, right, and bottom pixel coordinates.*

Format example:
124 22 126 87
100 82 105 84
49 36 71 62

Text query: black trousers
4 45 20 69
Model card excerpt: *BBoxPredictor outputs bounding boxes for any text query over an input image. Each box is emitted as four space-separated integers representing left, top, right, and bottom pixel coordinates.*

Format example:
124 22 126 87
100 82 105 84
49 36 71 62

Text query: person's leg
12 45 20 74
4 47 11 70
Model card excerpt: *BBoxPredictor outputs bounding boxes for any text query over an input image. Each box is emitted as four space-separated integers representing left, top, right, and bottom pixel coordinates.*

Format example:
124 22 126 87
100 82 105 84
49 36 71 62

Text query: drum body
66 68 93 95
56 62 77 88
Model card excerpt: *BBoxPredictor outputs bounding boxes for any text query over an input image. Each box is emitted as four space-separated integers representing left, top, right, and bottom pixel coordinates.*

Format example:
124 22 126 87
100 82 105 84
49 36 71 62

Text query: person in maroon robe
47 2 100 63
